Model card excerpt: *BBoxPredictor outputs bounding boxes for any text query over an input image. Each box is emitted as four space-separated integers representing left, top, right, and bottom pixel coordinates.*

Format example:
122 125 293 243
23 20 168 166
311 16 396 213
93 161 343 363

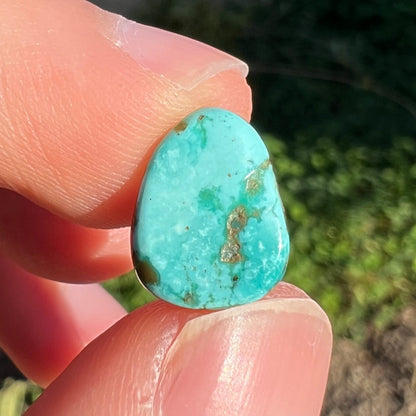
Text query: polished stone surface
132 108 289 309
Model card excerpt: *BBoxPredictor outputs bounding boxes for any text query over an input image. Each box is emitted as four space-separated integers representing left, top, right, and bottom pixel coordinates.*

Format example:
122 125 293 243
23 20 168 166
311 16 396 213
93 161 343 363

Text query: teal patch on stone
131 108 290 309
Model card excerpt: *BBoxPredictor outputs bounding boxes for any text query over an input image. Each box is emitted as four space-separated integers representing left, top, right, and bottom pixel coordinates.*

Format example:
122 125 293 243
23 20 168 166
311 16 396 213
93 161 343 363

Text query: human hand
0 1 332 415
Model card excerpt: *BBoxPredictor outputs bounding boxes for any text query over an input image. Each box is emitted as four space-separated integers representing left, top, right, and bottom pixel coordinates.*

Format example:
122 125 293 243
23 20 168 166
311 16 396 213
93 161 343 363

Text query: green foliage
0 379 41 416
102 271 156 312
101 135 416 342
265 135 416 340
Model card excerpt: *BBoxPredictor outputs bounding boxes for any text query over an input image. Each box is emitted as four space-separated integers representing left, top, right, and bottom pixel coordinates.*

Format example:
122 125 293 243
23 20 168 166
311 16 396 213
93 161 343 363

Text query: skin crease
0 0 332 415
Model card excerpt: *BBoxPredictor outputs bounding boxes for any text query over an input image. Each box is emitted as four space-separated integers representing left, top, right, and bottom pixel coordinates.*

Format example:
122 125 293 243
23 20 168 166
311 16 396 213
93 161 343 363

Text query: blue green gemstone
131 108 289 309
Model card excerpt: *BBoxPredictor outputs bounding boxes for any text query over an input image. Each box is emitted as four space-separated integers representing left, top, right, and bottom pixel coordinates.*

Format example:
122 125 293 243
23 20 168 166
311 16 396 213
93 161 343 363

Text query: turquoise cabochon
132 108 289 309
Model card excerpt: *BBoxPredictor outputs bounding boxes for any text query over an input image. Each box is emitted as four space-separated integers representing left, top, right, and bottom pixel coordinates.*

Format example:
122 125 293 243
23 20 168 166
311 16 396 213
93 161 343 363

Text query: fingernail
156 298 332 416
101 14 248 90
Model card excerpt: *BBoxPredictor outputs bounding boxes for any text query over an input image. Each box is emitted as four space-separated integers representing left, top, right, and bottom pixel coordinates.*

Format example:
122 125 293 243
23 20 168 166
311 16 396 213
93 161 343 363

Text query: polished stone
132 108 289 309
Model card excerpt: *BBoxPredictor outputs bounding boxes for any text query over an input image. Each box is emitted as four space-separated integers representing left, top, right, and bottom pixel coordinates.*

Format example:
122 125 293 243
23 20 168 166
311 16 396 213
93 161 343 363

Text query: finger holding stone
26 283 332 416
0 0 251 230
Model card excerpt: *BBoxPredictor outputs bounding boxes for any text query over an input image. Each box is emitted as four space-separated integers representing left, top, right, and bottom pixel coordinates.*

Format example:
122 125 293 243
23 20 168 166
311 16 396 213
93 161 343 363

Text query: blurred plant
0 379 41 416
265 135 416 340
102 271 156 312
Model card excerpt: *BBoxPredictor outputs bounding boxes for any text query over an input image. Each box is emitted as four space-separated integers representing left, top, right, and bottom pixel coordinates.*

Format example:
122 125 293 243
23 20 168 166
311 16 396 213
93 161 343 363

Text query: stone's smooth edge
132 107 290 309
133 108 289 308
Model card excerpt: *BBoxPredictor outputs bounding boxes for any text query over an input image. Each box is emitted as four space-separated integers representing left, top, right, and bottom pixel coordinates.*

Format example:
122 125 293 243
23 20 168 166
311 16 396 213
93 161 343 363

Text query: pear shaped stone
132 108 289 309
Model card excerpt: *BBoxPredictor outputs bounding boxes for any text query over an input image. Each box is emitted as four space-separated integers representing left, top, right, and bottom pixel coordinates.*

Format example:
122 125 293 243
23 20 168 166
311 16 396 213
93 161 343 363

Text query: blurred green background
2 0 416 413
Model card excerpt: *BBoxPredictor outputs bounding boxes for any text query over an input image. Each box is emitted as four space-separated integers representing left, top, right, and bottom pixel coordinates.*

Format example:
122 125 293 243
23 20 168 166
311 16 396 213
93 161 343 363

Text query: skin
0 1 332 415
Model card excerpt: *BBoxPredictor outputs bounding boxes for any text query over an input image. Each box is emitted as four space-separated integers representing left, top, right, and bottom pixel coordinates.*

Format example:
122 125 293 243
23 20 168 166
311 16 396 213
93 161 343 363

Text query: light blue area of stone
132 108 290 309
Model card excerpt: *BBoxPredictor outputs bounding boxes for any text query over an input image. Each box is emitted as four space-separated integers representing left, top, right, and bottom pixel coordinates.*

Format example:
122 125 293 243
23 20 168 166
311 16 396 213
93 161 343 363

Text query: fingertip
157 295 332 416
0 0 251 228
26 285 331 415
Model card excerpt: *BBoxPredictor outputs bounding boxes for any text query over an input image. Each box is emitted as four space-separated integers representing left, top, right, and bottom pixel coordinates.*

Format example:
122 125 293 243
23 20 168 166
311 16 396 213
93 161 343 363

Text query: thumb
26 284 332 416
0 0 250 228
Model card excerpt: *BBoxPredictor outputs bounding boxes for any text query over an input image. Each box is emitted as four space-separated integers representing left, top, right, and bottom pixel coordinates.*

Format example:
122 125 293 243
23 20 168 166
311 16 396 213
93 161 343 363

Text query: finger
0 0 251 229
0 254 126 387
0 189 132 282
26 283 332 416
